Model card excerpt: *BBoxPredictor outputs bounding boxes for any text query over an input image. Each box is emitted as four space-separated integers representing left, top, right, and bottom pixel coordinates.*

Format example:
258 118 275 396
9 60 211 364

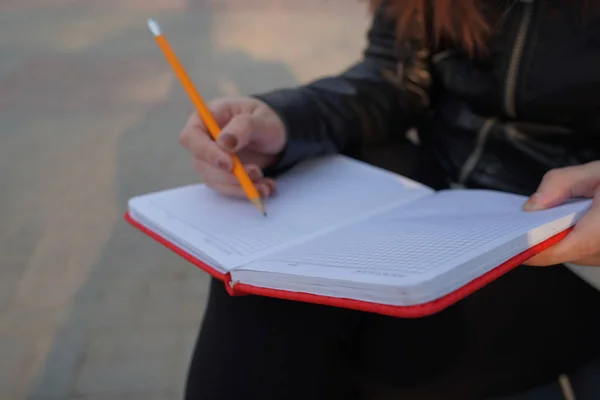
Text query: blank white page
237 191 590 290
128 155 432 270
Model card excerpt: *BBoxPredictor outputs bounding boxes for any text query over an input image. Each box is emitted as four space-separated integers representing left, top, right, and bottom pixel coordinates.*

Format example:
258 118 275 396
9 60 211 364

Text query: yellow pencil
147 18 266 217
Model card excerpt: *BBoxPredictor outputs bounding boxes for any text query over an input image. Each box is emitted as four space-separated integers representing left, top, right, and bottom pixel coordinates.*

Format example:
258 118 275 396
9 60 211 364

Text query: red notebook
125 156 589 318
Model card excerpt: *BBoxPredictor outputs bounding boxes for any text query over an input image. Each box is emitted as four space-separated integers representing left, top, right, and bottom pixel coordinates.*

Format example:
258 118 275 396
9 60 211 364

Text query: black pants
184 143 600 400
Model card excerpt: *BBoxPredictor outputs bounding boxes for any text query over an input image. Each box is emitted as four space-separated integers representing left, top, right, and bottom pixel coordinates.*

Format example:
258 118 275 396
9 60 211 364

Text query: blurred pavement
0 1 369 399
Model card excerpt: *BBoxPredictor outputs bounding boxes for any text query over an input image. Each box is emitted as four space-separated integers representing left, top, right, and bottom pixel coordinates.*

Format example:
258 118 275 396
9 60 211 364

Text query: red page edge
124 211 572 318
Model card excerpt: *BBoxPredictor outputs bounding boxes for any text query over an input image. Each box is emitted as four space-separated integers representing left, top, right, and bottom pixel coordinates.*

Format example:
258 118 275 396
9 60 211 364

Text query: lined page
128 155 432 270
237 192 590 285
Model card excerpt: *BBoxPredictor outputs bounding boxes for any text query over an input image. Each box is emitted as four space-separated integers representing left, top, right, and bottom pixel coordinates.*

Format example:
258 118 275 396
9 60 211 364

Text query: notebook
125 155 592 317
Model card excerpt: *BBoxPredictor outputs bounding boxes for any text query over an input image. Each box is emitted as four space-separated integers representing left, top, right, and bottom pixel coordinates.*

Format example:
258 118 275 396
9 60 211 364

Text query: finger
209 178 276 199
262 178 277 198
185 132 233 171
216 114 266 153
179 102 237 169
194 159 264 185
524 161 600 211
525 230 589 266
264 178 278 197
525 199 600 266
182 100 234 137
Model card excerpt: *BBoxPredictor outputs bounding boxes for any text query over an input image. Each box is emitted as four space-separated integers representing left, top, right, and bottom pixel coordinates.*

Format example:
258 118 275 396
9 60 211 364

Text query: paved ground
0 1 369 399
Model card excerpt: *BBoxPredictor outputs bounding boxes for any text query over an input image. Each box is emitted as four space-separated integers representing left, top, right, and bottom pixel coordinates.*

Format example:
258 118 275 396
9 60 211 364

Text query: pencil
147 18 266 217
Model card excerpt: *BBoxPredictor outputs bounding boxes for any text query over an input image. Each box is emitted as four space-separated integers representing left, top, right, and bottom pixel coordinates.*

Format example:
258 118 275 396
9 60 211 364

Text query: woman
180 0 600 399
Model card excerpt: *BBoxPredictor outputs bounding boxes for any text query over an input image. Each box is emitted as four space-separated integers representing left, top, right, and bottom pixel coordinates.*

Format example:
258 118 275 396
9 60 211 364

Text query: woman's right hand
179 96 287 198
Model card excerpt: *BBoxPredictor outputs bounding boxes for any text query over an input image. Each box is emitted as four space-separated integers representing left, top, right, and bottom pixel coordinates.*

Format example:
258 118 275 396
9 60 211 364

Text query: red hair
369 0 594 56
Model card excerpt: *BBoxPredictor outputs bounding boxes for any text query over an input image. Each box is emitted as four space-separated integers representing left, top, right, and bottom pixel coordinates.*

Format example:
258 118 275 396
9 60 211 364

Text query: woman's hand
179 96 287 198
523 161 600 266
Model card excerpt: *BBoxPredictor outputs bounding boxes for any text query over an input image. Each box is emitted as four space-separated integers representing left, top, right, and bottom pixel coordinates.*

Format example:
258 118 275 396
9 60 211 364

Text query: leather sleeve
254 5 416 174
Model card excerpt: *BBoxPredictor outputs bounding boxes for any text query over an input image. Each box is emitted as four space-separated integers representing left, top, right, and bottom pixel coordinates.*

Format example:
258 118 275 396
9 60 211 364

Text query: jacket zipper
454 1 534 187
558 374 576 400
456 118 496 186
504 0 534 118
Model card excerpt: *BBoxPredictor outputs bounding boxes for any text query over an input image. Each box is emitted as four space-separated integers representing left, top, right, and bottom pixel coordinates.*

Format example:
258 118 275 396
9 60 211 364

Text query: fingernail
219 133 238 151
216 158 230 171
523 193 541 211
247 167 263 181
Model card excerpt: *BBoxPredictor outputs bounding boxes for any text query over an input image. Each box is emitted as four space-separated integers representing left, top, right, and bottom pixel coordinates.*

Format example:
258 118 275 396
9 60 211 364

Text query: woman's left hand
523 161 600 267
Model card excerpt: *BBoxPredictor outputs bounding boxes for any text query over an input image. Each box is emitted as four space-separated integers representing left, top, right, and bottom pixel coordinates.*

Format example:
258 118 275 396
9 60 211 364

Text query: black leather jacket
256 0 600 195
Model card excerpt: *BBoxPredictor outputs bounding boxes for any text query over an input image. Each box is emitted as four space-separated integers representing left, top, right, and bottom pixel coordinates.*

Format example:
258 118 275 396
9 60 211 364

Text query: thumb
216 114 257 153
523 162 600 211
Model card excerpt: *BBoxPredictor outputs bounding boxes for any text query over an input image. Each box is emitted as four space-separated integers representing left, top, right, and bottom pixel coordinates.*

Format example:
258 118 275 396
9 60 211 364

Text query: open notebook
126 155 591 317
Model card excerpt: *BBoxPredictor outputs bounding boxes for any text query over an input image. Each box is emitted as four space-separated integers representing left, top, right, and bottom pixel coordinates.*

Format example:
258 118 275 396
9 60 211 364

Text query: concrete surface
0 1 370 398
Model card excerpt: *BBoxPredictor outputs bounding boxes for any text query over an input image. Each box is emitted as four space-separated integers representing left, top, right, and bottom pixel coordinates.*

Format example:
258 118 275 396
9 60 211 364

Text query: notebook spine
224 274 247 296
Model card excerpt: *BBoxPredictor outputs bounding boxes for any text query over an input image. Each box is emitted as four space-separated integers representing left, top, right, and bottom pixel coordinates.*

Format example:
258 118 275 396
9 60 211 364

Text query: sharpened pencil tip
147 18 162 36
249 196 267 217
250 197 266 217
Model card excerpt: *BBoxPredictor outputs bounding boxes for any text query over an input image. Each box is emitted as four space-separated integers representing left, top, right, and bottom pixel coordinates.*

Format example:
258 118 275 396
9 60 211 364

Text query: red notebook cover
124 212 572 318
